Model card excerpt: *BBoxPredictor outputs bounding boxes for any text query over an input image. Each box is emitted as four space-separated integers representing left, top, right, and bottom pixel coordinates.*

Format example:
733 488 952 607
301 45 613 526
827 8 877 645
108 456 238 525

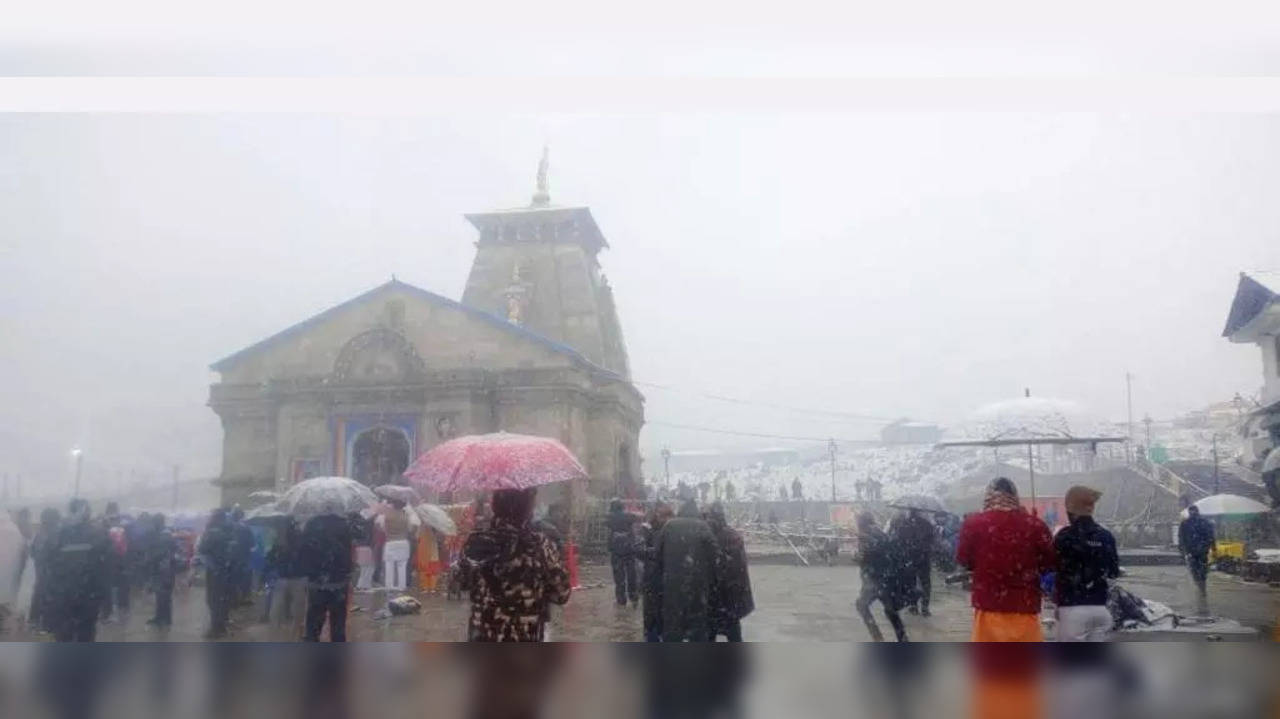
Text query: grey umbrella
277 476 378 518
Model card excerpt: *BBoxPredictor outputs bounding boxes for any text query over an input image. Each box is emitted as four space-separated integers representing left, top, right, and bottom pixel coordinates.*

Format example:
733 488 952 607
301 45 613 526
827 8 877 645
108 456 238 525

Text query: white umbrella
245 502 288 523
0 512 25 607
373 484 422 505
1180 494 1271 519
247 490 280 503
277 476 378 518
414 503 458 536
1262 447 1280 475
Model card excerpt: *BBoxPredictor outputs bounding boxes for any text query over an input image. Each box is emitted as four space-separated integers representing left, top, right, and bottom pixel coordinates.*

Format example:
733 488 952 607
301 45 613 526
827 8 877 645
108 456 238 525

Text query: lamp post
71 447 84 498
1211 434 1221 495
661 447 671 490
828 438 838 503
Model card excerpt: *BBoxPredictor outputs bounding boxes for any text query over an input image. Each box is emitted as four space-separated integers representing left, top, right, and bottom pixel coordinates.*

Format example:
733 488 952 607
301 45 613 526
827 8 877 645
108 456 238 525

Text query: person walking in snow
639 502 674 641
854 512 910 642
955 477 1056 641
45 499 110 642
1053 486 1119 641
891 508 935 616
1178 504 1215 616
606 500 640 606
707 502 754 642
654 499 720 642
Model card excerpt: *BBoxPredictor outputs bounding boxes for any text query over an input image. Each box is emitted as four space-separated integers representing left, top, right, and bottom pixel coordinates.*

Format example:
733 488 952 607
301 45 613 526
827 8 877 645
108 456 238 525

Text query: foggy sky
3 7 1279 493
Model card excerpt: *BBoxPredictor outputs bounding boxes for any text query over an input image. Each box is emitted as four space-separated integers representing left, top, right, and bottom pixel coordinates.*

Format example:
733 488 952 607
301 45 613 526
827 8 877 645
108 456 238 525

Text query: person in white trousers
1052 485 1120 641
377 501 413 592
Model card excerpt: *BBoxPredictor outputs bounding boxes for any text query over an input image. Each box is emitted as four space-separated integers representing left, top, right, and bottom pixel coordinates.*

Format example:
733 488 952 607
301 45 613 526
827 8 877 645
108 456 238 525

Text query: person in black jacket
639 503 674 642
198 509 236 639
854 512 909 642
606 500 639 606
891 509 935 616
27 508 60 633
299 511 353 642
1178 504 1216 616
707 502 754 642
265 519 307 638
45 499 110 642
228 507 254 607
145 513 178 628
1053 486 1119 641
654 500 720 642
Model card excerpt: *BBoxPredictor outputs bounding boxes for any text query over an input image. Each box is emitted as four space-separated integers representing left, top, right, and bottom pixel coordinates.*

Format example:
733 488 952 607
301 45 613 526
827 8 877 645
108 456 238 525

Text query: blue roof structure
210 278 620 379
1223 271 1280 337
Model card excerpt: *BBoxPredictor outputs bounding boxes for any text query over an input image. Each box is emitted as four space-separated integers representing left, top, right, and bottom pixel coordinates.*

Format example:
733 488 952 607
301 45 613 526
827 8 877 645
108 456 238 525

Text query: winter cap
988 477 1018 498
1064 485 1102 516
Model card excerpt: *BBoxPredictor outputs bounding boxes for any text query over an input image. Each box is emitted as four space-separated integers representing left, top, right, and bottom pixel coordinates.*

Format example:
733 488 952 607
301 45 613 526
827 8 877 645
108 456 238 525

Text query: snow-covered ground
656 396 1250 502
667 444 988 504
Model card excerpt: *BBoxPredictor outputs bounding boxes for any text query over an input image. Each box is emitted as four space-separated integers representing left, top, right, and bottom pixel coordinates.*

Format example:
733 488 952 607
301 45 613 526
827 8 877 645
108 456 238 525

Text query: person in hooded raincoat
854 512 910 642
639 503 674 642
654 499 720 642
457 487 570 642
955 477 1056 642
45 499 110 642
706 502 754 642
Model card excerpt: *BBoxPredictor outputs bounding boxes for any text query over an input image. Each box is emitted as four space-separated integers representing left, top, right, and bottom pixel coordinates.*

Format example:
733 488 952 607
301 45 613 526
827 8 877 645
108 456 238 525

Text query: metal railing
1128 457 1209 499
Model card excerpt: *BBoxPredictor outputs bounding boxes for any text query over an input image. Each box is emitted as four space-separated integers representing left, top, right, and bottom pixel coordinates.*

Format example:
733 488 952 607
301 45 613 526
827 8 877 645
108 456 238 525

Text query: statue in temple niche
504 262 532 325
435 415 457 441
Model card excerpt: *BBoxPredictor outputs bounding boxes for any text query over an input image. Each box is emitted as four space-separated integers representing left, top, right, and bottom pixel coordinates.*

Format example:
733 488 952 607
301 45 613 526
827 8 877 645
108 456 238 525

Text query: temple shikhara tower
208 152 644 509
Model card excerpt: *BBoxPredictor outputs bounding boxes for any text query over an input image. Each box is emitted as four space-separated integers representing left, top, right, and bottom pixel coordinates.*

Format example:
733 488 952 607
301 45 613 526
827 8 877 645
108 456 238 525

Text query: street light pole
1212 434 1221 495
171 465 180 509
1028 443 1037 517
71 447 84 498
828 438 837 503
661 447 671 490
1125 372 1135 463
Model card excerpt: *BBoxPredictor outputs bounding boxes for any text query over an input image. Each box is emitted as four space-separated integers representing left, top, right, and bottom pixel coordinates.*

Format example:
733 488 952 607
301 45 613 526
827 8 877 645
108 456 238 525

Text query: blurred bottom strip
0 643 1276 719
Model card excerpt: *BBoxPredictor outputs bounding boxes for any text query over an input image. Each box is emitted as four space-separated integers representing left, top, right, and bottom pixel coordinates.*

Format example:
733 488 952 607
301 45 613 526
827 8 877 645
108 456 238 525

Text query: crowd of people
12 500 186 641
0 475 1227 643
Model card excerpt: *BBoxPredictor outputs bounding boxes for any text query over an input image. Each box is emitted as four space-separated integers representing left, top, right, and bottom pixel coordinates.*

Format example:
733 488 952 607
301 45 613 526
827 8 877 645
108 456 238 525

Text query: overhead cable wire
645 419 881 445
632 379 907 423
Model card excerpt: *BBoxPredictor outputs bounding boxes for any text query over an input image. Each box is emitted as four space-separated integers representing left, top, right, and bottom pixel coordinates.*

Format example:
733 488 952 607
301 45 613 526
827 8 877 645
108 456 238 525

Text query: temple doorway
351 427 411 487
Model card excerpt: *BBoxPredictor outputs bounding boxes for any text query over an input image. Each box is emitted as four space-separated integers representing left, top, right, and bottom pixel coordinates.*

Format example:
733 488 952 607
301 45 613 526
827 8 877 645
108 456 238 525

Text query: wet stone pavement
7 560 1277 642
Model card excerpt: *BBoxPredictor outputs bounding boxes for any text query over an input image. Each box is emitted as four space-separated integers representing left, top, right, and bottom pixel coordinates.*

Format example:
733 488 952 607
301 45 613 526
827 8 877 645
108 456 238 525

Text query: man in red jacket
956 477 1056 641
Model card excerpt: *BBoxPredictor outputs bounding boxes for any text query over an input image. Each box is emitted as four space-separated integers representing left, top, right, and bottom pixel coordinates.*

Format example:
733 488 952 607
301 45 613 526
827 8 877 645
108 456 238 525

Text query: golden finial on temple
531 145 550 206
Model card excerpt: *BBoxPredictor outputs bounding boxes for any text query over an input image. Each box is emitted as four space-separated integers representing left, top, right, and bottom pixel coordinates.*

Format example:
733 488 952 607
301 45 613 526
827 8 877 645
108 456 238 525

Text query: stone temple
208 154 644 511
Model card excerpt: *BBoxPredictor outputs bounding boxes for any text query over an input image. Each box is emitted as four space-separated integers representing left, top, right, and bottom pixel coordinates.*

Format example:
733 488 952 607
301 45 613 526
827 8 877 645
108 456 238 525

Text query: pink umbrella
404 432 588 493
